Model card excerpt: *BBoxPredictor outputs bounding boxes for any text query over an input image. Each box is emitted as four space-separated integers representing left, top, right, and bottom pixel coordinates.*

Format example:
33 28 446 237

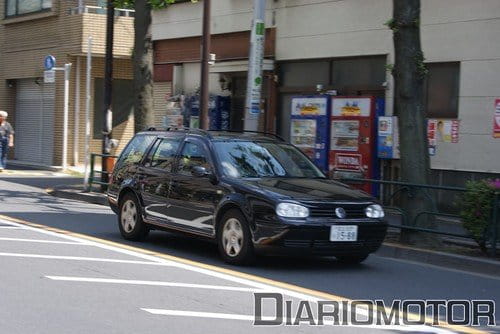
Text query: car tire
335 254 369 265
217 209 255 265
118 192 149 241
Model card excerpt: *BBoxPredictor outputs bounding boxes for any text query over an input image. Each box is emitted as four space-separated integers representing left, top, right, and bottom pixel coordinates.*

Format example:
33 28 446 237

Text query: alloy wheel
222 218 244 257
121 199 137 233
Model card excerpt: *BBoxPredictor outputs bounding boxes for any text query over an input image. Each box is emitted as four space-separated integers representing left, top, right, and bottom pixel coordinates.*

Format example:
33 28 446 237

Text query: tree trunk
133 0 155 133
392 0 437 245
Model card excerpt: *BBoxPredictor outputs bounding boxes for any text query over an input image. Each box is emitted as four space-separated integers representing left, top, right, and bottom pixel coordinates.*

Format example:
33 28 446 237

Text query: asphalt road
0 173 499 333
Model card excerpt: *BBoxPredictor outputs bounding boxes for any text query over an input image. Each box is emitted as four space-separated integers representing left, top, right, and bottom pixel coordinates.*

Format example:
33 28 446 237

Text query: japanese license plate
330 225 358 242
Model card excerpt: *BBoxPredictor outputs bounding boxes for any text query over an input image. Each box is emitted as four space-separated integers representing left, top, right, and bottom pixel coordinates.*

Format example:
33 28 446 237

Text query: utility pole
199 0 211 130
102 0 114 189
244 0 266 131
84 36 93 190
62 63 72 170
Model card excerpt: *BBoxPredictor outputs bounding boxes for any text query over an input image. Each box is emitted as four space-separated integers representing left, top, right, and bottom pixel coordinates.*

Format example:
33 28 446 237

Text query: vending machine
290 96 330 172
187 95 231 130
329 96 377 193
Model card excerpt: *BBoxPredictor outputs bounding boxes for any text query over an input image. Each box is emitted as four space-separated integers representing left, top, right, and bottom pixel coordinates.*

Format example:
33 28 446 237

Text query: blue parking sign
44 55 56 71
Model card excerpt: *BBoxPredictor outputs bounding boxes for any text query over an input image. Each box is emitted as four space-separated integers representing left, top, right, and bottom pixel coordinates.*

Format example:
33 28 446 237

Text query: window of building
6 0 52 17
331 56 387 89
93 78 134 139
424 62 460 119
280 61 330 88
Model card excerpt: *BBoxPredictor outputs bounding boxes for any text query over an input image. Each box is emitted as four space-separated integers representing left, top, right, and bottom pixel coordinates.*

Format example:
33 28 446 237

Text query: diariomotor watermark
253 293 495 327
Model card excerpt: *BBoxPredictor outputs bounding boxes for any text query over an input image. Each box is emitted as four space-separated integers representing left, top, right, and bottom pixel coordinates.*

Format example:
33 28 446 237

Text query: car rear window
115 134 155 169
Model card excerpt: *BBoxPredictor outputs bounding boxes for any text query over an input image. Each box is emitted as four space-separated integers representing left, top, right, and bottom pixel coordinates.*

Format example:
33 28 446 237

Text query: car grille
282 225 387 251
304 201 372 219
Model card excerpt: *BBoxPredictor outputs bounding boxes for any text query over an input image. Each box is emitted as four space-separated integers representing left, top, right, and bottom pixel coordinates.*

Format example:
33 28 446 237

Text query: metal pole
63 63 72 170
244 0 266 131
84 36 93 190
199 0 211 130
74 56 81 166
102 0 114 190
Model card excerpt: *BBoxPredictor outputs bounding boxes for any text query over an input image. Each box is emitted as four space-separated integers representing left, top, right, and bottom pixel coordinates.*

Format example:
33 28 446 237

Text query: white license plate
330 225 358 242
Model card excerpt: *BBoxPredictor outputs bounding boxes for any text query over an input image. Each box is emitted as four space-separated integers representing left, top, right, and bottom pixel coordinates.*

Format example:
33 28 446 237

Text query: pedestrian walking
0 110 14 171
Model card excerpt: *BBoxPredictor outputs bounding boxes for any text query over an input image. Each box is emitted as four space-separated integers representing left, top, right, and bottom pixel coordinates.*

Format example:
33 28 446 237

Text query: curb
376 243 500 277
47 186 500 278
46 187 108 206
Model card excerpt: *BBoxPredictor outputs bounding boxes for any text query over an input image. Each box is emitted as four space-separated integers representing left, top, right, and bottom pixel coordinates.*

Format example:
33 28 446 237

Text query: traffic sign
44 70 55 83
44 55 56 71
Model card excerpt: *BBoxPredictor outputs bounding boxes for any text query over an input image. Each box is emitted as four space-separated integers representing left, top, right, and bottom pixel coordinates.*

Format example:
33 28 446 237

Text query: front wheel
335 254 369 265
118 193 149 241
217 209 255 265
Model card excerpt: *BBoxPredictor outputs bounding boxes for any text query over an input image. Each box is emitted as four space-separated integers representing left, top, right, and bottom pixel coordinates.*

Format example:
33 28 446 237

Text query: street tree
388 0 437 245
113 0 179 133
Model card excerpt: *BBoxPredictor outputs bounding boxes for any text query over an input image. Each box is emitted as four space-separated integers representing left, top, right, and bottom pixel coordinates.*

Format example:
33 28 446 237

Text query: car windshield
213 141 326 179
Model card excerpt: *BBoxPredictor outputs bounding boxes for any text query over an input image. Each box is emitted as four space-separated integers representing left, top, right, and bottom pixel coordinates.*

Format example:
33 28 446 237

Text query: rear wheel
335 254 369 264
118 193 149 241
217 209 254 265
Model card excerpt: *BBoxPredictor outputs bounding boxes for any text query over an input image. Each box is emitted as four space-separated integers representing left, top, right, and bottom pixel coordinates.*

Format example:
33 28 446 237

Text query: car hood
238 178 374 202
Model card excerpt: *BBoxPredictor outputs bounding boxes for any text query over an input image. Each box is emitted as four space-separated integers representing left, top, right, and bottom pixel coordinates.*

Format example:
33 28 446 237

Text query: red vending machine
329 96 376 193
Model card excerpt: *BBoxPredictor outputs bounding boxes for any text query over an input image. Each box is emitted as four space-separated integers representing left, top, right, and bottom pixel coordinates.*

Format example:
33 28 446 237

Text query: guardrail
341 178 500 256
87 153 118 192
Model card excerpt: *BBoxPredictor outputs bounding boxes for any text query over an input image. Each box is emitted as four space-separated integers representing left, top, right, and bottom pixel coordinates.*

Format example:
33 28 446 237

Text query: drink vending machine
329 96 378 193
186 95 231 130
289 96 330 172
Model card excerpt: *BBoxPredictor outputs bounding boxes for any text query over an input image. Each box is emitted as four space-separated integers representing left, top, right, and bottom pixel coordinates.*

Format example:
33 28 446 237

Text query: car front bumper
253 219 388 256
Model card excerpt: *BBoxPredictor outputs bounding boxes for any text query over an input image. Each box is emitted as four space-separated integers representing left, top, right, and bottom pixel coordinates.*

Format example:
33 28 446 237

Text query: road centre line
0 237 86 245
45 276 268 293
0 216 480 334
140 309 452 333
0 252 175 266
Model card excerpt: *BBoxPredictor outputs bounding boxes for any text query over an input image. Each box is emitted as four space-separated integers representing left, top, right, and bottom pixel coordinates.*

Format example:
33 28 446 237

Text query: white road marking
0 226 26 229
142 309 263 321
0 218 456 334
140 309 451 333
0 219 178 267
0 252 174 266
45 276 268 292
0 237 86 245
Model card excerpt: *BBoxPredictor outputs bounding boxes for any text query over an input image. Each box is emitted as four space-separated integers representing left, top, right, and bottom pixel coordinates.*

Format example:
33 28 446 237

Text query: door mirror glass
191 166 210 177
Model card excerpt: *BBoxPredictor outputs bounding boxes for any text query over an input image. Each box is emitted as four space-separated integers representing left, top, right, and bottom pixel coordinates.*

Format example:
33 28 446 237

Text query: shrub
460 179 499 253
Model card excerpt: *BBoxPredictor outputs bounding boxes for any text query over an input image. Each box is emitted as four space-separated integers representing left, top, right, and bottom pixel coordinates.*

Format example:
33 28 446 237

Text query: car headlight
365 204 385 218
276 203 309 218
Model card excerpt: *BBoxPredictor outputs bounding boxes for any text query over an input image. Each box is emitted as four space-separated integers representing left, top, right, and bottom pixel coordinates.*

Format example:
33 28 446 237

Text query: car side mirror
191 166 210 178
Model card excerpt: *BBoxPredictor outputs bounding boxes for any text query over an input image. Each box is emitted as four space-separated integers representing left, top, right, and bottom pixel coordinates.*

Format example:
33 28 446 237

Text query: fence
341 178 500 256
87 153 118 191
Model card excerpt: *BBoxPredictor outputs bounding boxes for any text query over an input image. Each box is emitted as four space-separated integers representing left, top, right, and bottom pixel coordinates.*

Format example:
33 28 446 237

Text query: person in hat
0 110 14 171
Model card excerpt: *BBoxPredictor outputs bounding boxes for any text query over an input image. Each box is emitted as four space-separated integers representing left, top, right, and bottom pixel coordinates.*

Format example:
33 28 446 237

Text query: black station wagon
107 128 387 265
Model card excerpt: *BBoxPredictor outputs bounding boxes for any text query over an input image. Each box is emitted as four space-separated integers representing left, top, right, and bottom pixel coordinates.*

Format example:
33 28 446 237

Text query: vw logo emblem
335 207 346 219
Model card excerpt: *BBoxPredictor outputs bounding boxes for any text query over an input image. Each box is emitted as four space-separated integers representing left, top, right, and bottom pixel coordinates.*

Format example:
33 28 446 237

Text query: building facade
152 0 500 186
0 0 136 168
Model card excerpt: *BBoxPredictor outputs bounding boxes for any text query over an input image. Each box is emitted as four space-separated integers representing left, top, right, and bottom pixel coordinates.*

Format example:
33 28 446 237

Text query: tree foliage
460 180 499 253
113 0 177 10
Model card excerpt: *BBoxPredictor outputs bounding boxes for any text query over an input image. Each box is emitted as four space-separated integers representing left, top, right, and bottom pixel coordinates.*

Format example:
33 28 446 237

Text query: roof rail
208 130 285 141
146 126 212 138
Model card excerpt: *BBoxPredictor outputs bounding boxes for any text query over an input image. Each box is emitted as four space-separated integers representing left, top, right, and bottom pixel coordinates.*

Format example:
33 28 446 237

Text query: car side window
115 134 155 170
148 138 181 171
177 141 210 176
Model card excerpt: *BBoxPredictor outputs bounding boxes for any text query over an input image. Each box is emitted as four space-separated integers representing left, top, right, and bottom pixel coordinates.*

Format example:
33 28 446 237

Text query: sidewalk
47 184 500 278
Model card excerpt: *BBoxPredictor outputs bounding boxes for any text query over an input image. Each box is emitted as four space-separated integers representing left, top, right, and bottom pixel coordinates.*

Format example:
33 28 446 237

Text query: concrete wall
152 0 500 174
